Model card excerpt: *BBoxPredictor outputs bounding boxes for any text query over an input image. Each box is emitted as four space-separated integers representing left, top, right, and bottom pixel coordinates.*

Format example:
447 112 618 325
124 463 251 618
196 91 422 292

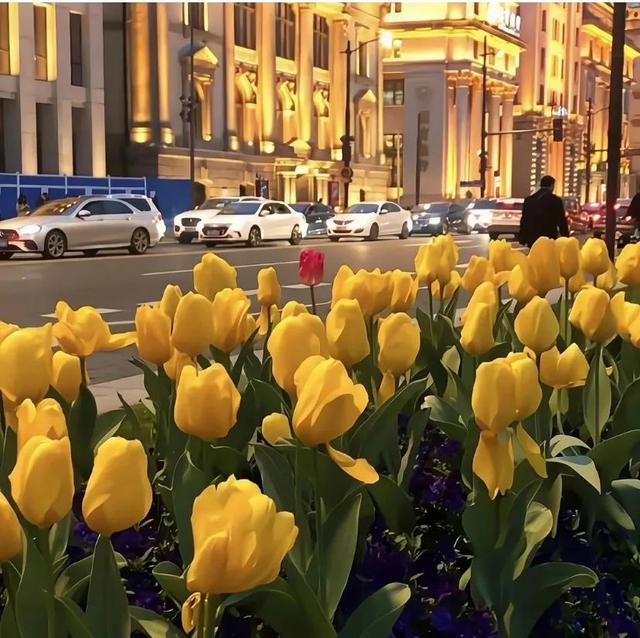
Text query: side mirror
77 209 91 219
259 209 270 217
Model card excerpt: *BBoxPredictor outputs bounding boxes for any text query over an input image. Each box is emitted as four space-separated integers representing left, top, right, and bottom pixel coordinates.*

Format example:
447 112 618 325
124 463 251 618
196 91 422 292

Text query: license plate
205 228 224 237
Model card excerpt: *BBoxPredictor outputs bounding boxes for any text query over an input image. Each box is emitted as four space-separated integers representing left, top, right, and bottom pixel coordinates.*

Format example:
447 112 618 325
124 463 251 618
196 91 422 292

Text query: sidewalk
92 374 146 414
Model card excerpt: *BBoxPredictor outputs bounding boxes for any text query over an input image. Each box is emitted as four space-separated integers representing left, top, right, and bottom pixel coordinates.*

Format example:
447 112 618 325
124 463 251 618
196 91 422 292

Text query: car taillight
592 213 601 222
154 213 162 223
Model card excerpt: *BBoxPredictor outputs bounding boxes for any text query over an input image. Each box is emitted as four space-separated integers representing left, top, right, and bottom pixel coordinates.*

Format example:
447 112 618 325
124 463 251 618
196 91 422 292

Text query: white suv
107 194 166 237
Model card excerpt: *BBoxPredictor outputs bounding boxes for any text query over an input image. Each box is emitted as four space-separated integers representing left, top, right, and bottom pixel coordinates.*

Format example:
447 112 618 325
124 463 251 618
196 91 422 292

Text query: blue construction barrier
0 173 192 222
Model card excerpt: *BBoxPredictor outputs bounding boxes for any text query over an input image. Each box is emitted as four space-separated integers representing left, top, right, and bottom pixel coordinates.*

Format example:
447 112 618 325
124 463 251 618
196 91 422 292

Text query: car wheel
0 252 12 260
246 226 261 248
204 241 217 248
329 237 340 242
43 230 67 259
366 224 379 241
83 249 99 257
178 235 192 245
129 228 150 255
289 225 302 245
398 222 410 239
489 232 499 241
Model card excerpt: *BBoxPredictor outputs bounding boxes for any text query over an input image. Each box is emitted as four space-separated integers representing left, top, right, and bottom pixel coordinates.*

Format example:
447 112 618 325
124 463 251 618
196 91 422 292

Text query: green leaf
68 383 98 480
513 502 553 578
203 444 250 477
231 328 258 385
422 396 467 441
130 606 186 638
152 562 188 606
254 444 295 514
397 411 429 490
0 599 19 638
55 596 93 638
306 494 362 620
583 348 611 444
549 435 590 457
612 377 640 435
589 431 640 489
611 479 640 532
367 475 415 534
547 456 601 494
507 563 598 638
86 536 131 638
338 583 411 638
49 513 71 563
91 410 125 450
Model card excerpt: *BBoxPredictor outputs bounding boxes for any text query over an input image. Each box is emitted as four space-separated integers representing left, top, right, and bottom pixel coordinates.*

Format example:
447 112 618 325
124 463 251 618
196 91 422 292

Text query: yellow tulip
257 267 282 307
187 476 298 594
595 262 618 291
461 256 495 292
163 349 195 383
0 325 52 405
211 288 251 353
461 302 495 355
193 252 237 301
569 287 617 343
326 299 370 368
331 264 355 307
378 371 395 405
415 242 451 286
171 292 215 358
51 351 82 403
82 437 152 536
0 320 18 344
514 296 559 353
256 304 281 338
181 594 202 634
473 430 515 498
267 314 329 395
174 364 240 440
16 398 67 452
389 270 418 312
293 357 377 483
0 492 22 562
343 268 392 316
244 314 258 340
506 352 543 421
616 243 640 286
53 302 135 357
610 291 640 345
567 268 587 294
159 284 183 321
262 413 292 445
461 281 498 324
489 239 526 278
508 264 538 303
581 237 610 277
527 237 561 294
378 313 420 376
3 394 17 431
281 301 308 320
436 234 459 270
431 270 461 301
135 305 172 365
556 236 581 279
540 345 589 389
10 435 74 528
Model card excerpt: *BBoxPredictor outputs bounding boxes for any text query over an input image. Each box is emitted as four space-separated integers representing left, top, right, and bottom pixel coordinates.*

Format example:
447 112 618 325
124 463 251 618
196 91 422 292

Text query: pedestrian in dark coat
519 175 569 247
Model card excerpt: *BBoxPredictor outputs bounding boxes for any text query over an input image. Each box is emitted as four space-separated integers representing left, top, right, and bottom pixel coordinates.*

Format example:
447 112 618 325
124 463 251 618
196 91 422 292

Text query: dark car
289 202 334 237
563 196 590 234
411 201 468 235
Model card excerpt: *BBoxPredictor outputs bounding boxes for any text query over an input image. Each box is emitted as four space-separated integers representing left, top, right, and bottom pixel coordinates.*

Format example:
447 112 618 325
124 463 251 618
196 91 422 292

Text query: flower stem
563 278 570 342
263 306 272 365
312 447 325 611
427 284 434 318
594 345 601 446
80 356 89 386
203 594 222 638
309 285 317 314
294 439 306 559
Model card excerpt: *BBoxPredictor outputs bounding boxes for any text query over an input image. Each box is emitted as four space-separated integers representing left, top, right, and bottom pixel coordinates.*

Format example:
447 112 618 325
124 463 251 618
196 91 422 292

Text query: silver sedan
0 196 165 259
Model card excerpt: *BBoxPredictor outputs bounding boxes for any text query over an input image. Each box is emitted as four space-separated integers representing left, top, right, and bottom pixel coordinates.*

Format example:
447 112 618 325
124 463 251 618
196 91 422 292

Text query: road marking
107 320 135 326
41 308 120 319
141 259 300 277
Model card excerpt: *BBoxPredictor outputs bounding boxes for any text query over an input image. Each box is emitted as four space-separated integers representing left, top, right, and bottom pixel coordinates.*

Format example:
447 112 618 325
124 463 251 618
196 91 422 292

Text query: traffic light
552 118 563 142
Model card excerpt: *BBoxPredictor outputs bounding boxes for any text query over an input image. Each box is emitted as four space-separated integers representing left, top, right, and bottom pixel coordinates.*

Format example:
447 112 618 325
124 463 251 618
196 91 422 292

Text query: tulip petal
262 413 292 445
472 430 514 499
105 331 137 351
326 444 379 484
377 371 395 405
516 424 547 478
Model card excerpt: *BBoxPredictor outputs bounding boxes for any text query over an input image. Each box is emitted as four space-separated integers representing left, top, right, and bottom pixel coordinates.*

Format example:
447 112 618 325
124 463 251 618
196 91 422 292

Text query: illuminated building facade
382 2 524 203
105 2 389 205
0 3 105 176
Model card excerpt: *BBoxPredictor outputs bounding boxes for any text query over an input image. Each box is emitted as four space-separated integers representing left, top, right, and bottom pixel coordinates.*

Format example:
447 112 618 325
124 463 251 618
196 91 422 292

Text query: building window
384 134 403 188
0 4 9 75
572 94 577 114
552 55 557 77
313 15 329 69
561 23 565 44
234 3 256 49
69 13 83 87
575 27 579 46
540 47 545 72
393 2 402 12
504 53 510 72
541 10 546 31
552 19 558 41
275 3 294 60
185 3 206 30
34 5 48 80
474 2 480 15
574 61 578 80
561 59 564 80
383 78 404 105
538 84 545 105
357 39 369 77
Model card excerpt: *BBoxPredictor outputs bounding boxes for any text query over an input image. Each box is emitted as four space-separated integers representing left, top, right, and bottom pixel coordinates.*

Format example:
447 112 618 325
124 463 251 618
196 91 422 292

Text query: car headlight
19 224 41 235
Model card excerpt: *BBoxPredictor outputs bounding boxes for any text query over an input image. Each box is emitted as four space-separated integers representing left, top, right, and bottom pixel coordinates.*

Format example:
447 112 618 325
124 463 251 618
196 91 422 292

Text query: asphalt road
0 233 511 383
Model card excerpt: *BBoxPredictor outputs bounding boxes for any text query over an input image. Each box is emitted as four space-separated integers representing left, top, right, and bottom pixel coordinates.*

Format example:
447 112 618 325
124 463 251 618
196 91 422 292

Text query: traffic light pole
585 97 593 204
189 13 195 207
479 36 488 198
342 40 352 210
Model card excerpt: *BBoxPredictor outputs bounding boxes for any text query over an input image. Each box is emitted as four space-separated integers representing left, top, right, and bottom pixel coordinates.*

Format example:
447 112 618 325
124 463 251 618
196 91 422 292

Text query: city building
104 2 389 206
0 3 105 176
381 1 524 204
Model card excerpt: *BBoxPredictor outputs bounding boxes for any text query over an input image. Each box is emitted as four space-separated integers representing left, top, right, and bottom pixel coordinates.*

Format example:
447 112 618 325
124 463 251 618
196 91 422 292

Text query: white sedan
197 200 307 247
326 201 412 241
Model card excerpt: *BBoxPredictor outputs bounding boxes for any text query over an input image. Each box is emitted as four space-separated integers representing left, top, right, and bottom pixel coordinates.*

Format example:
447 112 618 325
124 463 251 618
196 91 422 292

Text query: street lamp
584 99 609 204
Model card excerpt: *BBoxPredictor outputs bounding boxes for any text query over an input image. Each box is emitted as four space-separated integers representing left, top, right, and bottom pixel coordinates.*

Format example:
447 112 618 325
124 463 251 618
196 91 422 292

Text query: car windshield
468 199 498 210
199 198 239 210
29 198 82 217
413 203 449 213
218 202 261 216
289 203 310 213
345 204 379 214
494 201 523 211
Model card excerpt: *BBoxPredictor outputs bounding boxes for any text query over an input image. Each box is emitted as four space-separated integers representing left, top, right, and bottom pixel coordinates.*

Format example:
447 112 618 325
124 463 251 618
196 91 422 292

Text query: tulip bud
82 437 152 536
16 398 67 452
51 351 82 404
262 413 292 445
527 237 561 294
415 243 452 286
293 355 328 396
389 270 418 312
163 349 194 383
0 325 52 405
326 299 370 368
567 268 586 294
187 476 298 594
616 243 640 286
344 269 392 317
159 284 183 321
257 267 282 307
378 371 395 405
175 364 241 440
489 239 526 274
331 264 355 307
135 305 173 365
281 301 308 320
569 287 617 343
10 435 74 528
514 296 559 353
268 314 329 395
211 288 251 353
378 313 420 376
431 270 461 301
595 262 618 291
0 492 22 562
193 252 237 301
181 594 202 634
461 302 495 356
506 352 543 421
256 304 280 338
462 281 498 324
556 236 581 280
540 345 589 389
0 321 18 344
171 292 215 358
461 256 495 292
580 237 610 276
299 248 325 286
610 291 640 342
508 264 538 303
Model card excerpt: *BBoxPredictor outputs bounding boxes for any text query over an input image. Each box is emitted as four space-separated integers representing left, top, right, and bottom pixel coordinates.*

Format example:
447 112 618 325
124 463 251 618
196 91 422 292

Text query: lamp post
584 100 609 204
479 36 488 198
178 7 196 208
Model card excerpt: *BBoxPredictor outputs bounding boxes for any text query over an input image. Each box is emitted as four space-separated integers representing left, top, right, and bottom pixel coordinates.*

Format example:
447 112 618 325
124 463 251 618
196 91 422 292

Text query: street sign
460 180 482 187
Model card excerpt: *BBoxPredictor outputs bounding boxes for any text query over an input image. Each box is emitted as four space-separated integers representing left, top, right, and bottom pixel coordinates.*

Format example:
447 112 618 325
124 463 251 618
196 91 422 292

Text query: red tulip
299 249 325 287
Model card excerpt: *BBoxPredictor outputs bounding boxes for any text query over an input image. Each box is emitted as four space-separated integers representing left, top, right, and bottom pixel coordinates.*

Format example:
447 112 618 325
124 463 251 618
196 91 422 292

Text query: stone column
487 91 501 195
469 79 483 185
223 5 238 150
257 2 276 153
85 4 106 175
500 93 514 197
297 4 313 145
128 3 152 143
455 80 470 193
15 3 37 172
156 3 173 145
54 4 72 174
329 17 347 153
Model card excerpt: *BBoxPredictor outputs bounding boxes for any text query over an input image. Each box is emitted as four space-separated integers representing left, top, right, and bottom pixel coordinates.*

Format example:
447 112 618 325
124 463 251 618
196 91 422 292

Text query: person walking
35 191 49 209
627 190 640 239
16 193 29 217
519 175 569 247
